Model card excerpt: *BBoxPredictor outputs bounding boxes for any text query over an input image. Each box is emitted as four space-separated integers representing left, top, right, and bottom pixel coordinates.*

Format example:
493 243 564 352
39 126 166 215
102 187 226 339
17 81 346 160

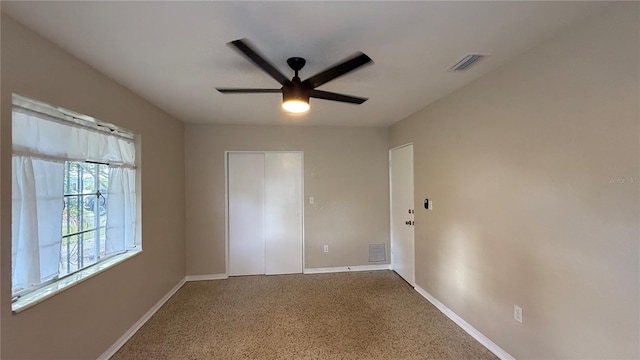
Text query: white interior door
390 144 415 286
228 153 265 276
265 153 303 275
228 152 303 276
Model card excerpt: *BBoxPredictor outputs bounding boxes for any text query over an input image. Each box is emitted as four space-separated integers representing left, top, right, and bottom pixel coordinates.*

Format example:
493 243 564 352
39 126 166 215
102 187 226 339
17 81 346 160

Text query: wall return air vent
369 243 386 262
448 54 487 71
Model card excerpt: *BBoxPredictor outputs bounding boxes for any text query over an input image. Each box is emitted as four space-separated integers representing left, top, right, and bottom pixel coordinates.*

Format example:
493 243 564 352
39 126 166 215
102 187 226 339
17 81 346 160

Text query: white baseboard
303 264 390 274
185 273 228 281
414 285 515 360
97 277 187 360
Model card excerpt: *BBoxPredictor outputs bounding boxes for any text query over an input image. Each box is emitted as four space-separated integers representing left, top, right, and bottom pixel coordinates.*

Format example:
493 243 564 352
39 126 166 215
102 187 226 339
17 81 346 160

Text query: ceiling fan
216 39 373 113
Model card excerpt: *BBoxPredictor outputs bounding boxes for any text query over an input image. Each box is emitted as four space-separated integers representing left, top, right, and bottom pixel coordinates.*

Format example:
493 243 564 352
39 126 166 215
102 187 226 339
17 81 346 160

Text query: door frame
389 143 415 286
225 151 305 276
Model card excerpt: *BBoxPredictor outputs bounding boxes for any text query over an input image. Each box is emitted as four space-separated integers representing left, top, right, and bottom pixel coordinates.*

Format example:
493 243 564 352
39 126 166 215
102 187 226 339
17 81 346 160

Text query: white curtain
12 107 136 293
11 156 64 291
106 167 136 255
12 110 135 165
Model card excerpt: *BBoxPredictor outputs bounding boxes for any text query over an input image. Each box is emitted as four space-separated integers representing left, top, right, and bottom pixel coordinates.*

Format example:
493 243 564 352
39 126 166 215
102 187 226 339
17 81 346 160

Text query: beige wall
1 14 186 359
389 3 639 359
185 124 389 275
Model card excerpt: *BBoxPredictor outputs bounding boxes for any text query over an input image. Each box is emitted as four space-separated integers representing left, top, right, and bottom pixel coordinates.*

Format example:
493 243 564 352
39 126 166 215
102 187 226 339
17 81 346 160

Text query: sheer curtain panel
106 167 136 255
11 156 64 291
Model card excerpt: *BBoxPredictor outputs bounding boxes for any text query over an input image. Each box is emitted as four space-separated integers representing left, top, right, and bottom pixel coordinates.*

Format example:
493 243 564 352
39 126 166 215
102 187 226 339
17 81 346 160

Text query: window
61 161 109 277
11 94 139 309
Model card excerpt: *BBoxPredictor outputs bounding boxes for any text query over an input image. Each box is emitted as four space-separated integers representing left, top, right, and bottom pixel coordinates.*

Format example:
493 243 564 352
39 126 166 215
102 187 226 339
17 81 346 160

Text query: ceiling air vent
448 54 486 71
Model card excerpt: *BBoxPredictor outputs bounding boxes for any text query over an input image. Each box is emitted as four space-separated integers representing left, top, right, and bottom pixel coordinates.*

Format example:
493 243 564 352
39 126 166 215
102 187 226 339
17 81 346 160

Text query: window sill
12 249 142 314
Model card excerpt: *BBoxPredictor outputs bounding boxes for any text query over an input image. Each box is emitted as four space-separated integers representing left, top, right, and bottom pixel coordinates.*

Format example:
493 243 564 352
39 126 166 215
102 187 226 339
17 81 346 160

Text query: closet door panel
228 153 265 276
264 152 303 275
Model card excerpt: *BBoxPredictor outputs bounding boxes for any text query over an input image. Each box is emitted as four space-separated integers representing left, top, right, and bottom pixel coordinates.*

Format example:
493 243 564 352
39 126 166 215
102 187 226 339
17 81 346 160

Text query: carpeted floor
112 271 498 359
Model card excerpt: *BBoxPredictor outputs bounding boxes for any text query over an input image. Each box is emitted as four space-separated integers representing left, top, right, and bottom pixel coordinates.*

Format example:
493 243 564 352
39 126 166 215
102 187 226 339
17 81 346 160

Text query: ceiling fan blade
228 39 290 85
310 90 368 104
216 88 282 94
303 52 372 89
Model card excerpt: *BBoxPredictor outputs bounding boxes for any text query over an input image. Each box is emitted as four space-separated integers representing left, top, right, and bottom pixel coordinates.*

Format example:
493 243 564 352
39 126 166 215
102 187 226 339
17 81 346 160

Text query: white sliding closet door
228 152 303 276
265 153 303 275
228 153 265 276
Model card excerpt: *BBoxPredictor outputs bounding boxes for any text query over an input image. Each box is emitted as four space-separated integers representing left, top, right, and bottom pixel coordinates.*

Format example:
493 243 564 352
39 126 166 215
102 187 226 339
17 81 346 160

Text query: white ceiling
2 1 609 126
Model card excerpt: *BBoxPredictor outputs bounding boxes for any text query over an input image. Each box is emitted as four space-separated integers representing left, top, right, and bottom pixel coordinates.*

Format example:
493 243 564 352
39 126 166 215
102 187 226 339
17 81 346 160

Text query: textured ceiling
2 1 608 126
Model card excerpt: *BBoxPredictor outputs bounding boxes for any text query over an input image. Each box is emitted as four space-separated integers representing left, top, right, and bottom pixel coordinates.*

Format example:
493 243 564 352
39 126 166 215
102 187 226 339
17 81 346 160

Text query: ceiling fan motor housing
283 79 310 104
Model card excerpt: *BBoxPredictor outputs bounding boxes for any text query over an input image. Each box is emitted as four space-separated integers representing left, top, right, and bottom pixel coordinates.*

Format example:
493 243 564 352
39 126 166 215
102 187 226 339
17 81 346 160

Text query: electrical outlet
323 245 329 253
514 305 523 323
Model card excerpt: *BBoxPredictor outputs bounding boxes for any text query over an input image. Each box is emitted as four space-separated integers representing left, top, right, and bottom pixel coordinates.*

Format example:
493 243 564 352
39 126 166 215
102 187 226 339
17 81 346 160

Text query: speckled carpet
112 271 497 359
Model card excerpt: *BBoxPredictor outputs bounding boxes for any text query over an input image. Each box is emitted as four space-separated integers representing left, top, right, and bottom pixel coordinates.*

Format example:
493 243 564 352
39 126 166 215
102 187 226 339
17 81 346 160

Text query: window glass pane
99 216 107 259
60 234 80 276
81 162 97 194
64 162 98 195
62 196 96 233
81 231 98 269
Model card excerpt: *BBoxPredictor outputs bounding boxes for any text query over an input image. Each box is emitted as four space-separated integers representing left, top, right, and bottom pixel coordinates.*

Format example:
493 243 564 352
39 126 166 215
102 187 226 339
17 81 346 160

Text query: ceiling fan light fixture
282 100 310 113
282 85 310 113
216 39 372 113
